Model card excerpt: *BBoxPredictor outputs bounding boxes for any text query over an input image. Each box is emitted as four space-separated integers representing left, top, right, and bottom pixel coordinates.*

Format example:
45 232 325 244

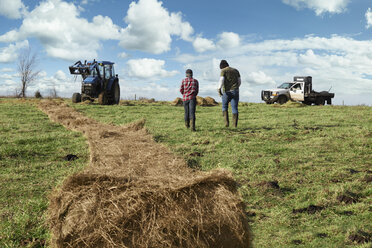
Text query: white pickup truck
261 76 335 105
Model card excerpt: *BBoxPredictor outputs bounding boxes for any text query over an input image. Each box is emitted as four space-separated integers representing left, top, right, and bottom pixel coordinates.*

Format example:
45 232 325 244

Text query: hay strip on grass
39 100 251 248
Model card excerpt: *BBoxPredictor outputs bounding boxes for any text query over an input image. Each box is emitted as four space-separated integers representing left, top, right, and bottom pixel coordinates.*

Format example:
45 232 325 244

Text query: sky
0 0 372 105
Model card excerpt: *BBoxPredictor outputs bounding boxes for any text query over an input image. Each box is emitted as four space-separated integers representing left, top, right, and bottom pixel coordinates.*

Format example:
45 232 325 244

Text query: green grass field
0 99 89 247
1 98 371 247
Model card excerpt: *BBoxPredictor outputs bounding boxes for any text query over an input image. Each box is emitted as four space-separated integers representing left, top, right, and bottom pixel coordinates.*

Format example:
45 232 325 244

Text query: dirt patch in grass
291 239 303 245
316 233 328 238
38 100 251 248
64 154 78 161
348 230 371 244
347 168 360 174
363 175 372 183
336 191 360 204
189 151 203 157
257 181 280 190
292 205 324 214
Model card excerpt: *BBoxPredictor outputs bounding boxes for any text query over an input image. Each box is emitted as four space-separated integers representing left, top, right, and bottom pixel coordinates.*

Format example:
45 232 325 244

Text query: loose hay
38 99 252 248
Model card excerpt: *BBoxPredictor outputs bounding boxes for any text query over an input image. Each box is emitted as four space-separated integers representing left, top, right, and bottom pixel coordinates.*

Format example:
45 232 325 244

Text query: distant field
0 98 371 247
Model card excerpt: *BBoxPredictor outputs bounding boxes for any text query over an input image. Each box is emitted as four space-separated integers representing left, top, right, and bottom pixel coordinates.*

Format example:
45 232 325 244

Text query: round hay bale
141 98 156 103
172 97 183 106
204 96 218 106
196 96 208 106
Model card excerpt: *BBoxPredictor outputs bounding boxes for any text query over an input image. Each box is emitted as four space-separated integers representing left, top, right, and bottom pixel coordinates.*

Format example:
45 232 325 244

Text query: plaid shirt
180 77 199 101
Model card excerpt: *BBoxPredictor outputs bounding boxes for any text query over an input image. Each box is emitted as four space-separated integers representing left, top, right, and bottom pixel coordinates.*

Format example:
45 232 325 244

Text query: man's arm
195 80 199 96
180 80 184 94
217 76 224 96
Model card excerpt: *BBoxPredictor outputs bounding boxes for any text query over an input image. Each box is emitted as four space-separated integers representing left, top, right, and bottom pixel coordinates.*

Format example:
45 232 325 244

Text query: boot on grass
232 113 238 128
223 111 229 127
191 119 196 131
185 119 190 129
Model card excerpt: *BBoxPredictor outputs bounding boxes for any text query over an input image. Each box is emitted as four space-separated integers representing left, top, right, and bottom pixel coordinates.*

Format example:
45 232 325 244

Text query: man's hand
218 89 223 97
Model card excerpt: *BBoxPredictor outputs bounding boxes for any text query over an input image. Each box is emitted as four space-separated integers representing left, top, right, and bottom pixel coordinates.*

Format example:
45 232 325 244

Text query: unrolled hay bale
172 97 183 106
49 170 251 248
40 100 252 248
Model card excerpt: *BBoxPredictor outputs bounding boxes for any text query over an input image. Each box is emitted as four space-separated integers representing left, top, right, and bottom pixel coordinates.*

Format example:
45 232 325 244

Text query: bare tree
49 86 58 98
17 48 40 98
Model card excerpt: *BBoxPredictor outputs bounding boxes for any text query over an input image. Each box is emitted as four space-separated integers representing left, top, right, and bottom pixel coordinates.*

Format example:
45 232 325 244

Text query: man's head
220 60 229 69
186 69 193 78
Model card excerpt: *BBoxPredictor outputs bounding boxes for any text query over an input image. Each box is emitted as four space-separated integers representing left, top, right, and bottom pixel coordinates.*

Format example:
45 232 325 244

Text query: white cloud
0 0 121 61
119 0 194 54
282 0 350 15
193 37 216 53
0 73 14 80
54 70 67 81
0 0 27 19
247 71 275 85
192 32 240 53
118 52 129 59
217 32 240 49
366 8 372 29
0 67 14 72
0 40 29 63
126 58 178 79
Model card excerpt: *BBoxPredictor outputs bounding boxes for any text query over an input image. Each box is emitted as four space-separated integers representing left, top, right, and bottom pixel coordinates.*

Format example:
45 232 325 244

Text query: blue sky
0 0 372 105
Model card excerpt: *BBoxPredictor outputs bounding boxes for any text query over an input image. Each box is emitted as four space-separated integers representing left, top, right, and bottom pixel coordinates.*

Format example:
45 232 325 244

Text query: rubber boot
223 111 229 127
185 119 190 129
232 113 238 128
191 119 196 132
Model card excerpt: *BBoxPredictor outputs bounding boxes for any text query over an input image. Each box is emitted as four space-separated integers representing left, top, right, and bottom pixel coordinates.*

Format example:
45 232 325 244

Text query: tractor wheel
72 93 81 103
277 95 288 105
111 81 120 105
98 92 108 105
315 97 325 106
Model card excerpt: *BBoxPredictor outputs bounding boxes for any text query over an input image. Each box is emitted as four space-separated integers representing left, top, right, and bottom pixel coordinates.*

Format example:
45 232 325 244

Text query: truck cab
261 82 294 104
261 76 334 105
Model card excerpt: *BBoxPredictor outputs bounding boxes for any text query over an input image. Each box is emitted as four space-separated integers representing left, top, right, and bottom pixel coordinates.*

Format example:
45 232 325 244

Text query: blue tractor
69 60 120 105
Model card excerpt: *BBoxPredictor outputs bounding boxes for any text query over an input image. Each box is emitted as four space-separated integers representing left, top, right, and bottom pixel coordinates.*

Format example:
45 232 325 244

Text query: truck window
292 83 302 90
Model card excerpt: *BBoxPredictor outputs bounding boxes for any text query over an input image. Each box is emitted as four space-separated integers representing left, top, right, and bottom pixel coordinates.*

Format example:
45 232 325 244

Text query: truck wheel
72 93 81 103
98 92 108 105
278 95 288 105
111 81 120 105
327 99 332 105
315 97 325 106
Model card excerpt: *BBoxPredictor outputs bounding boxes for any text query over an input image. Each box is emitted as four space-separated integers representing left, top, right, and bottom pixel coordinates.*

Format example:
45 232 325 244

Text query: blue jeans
222 90 239 114
183 98 196 121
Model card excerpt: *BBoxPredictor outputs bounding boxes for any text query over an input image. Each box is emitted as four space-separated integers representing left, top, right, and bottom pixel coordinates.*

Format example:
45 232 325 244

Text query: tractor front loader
69 60 120 105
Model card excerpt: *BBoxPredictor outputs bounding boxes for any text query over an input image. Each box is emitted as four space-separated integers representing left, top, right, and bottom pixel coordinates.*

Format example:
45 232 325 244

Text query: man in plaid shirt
180 69 199 131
